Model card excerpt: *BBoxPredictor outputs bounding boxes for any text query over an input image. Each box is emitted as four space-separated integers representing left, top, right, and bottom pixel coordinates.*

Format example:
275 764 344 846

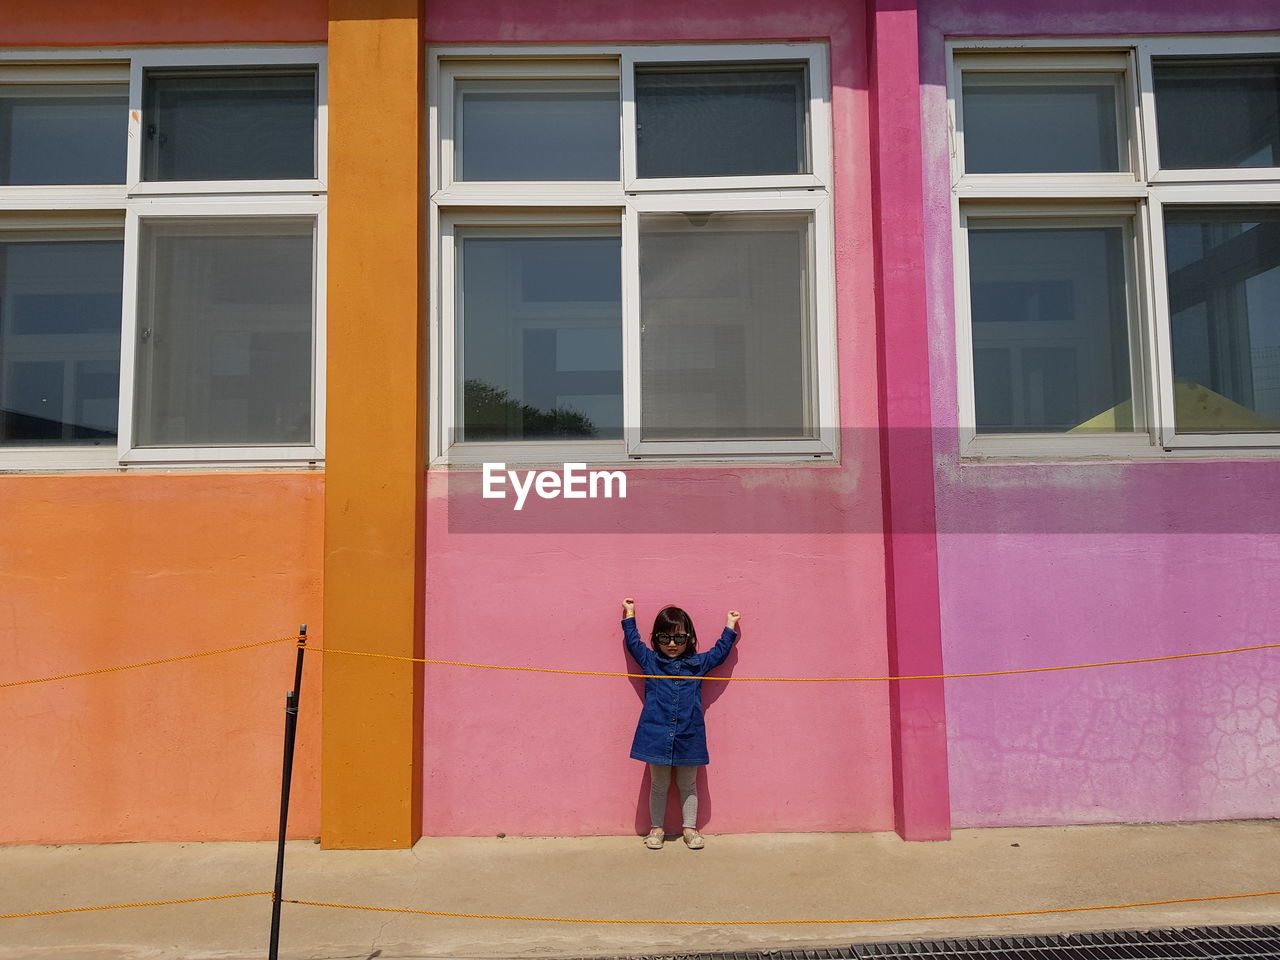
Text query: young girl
620 597 741 850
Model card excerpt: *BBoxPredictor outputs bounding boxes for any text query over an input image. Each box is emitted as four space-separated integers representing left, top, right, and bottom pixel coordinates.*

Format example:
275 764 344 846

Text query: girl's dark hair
650 606 698 657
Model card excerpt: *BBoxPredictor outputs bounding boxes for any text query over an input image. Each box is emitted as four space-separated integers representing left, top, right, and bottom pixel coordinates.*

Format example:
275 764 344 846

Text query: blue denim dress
623 616 737 766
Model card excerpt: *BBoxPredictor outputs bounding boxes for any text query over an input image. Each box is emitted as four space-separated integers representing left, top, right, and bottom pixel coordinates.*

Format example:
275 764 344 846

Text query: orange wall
0 474 323 843
0 0 326 45
0 1 329 844
322 0 426 849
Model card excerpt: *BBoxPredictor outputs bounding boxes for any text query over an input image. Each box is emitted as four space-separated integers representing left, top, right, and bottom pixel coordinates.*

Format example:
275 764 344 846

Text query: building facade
1 0 1277 849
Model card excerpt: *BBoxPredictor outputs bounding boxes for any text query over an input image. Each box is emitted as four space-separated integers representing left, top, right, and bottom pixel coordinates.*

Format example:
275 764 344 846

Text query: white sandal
682 829 704 850
644 828 665 850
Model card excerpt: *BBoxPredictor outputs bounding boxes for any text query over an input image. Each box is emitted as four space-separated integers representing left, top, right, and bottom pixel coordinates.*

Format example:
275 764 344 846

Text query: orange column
323 0 426 848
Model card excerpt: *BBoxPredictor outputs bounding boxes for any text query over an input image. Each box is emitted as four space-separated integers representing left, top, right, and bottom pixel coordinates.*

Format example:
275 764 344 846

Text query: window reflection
1154 58 1280 169
0 86 127 185
458 235 622 442
968 225 1134 433
962 73 1125 174
1165 207 1280 432
635 64 808 178
456 80 619 181
0 237 123 444
142 69 316 181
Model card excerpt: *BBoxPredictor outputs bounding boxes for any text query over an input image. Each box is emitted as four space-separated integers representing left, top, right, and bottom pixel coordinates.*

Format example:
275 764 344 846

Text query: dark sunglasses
655 634 691 646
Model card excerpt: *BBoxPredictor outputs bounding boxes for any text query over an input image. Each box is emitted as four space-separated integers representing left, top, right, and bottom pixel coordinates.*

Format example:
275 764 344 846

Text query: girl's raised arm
621 599 654 669
698 610 741 673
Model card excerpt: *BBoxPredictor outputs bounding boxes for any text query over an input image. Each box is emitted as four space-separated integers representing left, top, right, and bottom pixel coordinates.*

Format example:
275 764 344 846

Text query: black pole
268 624 307 960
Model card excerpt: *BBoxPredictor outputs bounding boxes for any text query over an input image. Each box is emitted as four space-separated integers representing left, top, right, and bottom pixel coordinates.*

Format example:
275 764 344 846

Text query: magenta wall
421 0 900 836
918 0 1280 826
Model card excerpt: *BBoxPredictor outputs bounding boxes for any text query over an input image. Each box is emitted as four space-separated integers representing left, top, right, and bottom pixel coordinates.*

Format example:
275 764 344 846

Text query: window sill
127 178 326 197
0 448 325 474
121 444 324 464
960 434 1280 462
433 439 838 468
433 183 626 206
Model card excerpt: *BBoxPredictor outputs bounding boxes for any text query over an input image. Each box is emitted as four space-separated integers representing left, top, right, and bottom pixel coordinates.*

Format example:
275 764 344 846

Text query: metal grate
569 925 1280 960
846 925 1280 958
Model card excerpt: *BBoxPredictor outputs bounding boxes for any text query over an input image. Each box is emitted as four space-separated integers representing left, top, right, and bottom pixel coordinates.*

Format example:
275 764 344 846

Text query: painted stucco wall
0 474 323 843
0 1 328 845
918 0 1280 826
421 0 899 836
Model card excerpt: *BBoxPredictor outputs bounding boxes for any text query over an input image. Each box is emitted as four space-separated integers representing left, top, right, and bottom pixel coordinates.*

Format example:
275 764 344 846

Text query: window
431 45 836 463
456 229 622 442
951 39 1280 456
966 218 1138 434
0 229 123 444
0 47 325 469
0 67 128 186
141 68 317 183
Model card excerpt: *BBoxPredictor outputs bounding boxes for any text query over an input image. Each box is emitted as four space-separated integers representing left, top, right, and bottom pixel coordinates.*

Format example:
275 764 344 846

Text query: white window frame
119 197 327 464
1147 181 1280 449
434 55 623 207
430 43 837 466
1139 35 1280 184
0 215 125 470
955 202 1153 459
436 209 624 466
0 45 327 471
619 44 832 193
949 36 1280 459
952 50 1142 196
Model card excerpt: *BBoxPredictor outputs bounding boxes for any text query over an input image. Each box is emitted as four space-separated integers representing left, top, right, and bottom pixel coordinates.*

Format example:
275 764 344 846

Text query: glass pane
968 225 1134 433
1163 207 1280 433
0 237 123 445
457 80 619 181
961 73 1125 173
458 234 622 442
0 85 127 185
635 64 808 178
1154 58 1280 169
134 221 314 446
142 69 316 181
639 213 812 440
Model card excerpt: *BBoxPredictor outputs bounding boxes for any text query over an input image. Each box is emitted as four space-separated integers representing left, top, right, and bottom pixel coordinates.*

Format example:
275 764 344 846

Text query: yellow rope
280 888 1280 924
4 634 1276 689
8 888 1277 926
303 640 1280 682
0 636 301 690
6 887 1278 925
0 891 272 919
3 637 1275 931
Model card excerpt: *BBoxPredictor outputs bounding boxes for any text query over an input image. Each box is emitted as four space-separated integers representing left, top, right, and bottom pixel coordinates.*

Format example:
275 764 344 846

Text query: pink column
868 0 951 840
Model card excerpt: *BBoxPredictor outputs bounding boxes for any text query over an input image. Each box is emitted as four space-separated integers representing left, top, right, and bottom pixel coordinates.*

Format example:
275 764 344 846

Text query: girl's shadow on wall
627 630 741 837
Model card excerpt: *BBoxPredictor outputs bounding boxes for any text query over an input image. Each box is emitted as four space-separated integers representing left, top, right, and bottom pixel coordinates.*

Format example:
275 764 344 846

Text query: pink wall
422 506 893 835
868 0 951 840
421 0 900 836
917 0 1280 826
937 533 1280 825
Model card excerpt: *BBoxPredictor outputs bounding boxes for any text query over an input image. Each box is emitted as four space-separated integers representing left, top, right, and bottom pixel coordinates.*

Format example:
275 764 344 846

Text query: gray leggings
648 764 698 829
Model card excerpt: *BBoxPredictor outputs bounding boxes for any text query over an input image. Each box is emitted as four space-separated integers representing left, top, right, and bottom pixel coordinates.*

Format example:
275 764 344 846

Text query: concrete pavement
1 821 1278 960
